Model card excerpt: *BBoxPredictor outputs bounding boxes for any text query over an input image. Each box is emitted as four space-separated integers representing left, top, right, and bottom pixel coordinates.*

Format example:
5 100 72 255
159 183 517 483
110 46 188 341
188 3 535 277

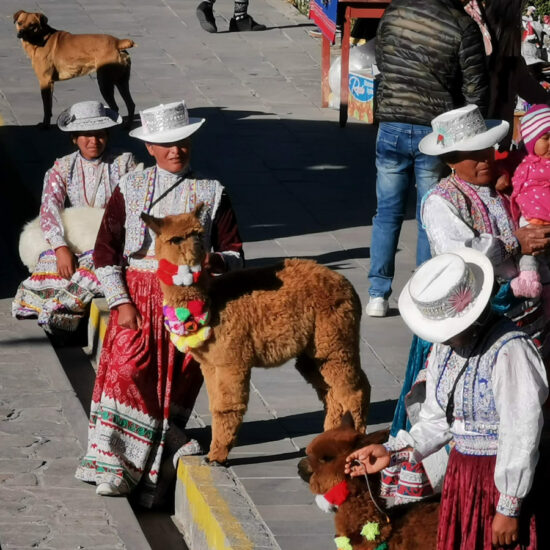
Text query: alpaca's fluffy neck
161 273 208 308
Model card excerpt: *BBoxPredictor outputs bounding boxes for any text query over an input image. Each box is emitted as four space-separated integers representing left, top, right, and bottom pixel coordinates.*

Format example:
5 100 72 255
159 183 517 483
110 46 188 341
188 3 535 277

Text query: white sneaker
96 482 128 496
365 297 389 317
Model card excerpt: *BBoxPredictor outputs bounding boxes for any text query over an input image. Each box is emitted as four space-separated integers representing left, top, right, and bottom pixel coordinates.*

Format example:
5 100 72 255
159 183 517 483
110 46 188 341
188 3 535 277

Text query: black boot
196 1 217 33
229 14 266 32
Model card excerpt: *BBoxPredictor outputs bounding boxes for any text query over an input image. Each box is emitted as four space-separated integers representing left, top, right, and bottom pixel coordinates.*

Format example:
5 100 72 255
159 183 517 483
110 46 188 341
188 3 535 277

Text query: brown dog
299 414 439 550
13 10 135 128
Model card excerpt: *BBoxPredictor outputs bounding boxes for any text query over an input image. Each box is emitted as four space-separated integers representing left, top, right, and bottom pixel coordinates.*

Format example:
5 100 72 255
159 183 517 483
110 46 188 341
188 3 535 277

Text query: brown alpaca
141 206 371 464
299 414 439 550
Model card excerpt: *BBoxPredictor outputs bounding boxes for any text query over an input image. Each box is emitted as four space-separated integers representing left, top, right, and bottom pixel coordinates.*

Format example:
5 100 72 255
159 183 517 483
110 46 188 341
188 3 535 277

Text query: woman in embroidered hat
12 100 136 334
346 249 548 550
75 100 244 504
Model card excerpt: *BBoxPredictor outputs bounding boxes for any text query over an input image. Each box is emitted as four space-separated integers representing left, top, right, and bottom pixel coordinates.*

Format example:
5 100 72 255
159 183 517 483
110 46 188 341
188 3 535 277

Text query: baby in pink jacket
511 104 550 300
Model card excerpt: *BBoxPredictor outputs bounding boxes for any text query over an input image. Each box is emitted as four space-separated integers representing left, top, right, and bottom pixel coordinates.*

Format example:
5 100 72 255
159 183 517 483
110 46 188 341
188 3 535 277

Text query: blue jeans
368 122 447 299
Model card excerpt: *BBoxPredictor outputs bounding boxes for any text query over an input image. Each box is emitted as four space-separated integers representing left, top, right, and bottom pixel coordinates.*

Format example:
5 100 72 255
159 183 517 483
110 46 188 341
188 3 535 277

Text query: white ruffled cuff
496 494 522 517
95 265 130 308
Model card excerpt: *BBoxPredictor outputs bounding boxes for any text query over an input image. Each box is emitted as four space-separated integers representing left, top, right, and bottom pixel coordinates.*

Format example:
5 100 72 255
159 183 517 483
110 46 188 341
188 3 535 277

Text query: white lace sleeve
398 347 453 461
493 337 548 516
39 165 67 250
423 194 506 265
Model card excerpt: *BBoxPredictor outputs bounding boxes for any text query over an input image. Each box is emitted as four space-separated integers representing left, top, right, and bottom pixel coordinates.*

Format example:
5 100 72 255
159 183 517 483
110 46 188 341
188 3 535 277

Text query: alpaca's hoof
202 456 227 467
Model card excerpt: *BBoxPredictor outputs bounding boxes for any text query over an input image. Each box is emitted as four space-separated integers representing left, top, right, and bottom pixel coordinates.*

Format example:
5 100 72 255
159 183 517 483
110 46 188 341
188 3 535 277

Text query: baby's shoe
511 270 542 298
172 438 203 468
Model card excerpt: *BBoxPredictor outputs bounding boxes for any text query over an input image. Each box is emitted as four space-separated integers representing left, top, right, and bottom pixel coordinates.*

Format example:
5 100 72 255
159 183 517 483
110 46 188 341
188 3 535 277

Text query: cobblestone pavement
0 1 419 548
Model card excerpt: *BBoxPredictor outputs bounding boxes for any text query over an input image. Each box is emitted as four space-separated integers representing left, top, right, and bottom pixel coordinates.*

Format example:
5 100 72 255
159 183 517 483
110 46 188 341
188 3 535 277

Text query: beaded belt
127 257 158 272
453 433 498 456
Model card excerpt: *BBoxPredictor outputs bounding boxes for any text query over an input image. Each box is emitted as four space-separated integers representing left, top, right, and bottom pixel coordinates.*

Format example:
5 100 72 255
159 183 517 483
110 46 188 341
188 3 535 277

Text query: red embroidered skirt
437 449 537 550
75 269 203 505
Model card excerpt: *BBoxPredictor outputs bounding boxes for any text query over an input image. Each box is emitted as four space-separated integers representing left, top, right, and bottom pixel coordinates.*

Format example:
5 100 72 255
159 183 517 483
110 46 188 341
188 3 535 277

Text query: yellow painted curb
176 457 253 550
89 299 108 343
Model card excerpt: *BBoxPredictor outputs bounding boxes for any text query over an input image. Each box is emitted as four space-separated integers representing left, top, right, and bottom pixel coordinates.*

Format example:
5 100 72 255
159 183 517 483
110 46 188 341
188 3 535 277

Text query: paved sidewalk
0 1 419 549
0 299 150 549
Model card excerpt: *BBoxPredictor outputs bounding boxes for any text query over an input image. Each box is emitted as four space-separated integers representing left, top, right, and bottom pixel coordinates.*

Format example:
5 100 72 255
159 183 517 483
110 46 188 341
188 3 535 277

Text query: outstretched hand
345 444 391 476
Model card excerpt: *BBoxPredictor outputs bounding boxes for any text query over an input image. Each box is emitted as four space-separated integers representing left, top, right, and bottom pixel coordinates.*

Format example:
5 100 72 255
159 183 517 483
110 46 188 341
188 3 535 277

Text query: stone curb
174 457 281 550
86 306 279 549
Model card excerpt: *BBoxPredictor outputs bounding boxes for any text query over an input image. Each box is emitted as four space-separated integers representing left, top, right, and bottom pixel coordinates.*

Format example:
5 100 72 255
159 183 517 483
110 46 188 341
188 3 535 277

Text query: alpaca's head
299 413 388 495
141 203 206 267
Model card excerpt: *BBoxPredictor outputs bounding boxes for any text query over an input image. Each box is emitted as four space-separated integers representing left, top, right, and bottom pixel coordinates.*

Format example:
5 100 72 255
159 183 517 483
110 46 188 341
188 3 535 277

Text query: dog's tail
117 38 135 50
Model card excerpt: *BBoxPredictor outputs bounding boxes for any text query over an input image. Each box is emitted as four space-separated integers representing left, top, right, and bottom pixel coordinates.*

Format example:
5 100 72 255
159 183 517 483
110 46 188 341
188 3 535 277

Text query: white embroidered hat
418 104 509 156
57 100 122 132
129 101 205 143
398 249 494 344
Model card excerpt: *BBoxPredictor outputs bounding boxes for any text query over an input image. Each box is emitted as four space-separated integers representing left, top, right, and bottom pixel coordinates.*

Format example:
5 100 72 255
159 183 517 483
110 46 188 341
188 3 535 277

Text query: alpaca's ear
141 212 164 235
39 13 48 26
340 411 355 430
352 428 390 450
13 10 24 23
191 202 206 220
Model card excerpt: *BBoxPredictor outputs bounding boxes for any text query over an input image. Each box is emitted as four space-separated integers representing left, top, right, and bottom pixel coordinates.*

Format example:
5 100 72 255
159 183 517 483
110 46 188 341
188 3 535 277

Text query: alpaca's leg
295 353 328 405
314 314 371 431
206 363 252 464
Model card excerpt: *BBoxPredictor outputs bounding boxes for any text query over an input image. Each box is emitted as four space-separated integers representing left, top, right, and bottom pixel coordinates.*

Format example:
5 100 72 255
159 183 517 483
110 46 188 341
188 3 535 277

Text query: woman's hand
515 224 550 256
492 512 519 547
203 252 226 275
55 246 77 279
344 444 391 476
116 303 142 330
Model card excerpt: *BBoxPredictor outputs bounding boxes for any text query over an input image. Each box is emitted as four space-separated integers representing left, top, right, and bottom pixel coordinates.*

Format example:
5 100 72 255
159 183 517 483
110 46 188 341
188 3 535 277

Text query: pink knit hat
520 104 550 155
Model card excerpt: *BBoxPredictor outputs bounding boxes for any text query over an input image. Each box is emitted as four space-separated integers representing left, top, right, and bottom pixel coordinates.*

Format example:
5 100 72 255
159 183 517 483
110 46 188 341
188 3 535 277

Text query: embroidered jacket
94 166 244 308
40 150 136 250
394 319 548 517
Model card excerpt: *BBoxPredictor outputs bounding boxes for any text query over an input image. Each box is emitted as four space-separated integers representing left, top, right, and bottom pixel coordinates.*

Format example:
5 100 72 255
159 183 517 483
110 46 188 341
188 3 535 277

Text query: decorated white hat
57 100 122 132
418 104 509 156
129 101 205 143
398 249 494 344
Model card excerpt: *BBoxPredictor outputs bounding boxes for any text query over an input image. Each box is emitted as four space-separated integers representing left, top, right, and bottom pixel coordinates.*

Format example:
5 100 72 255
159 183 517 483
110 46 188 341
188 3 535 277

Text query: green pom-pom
334 535 353 550
375 543 389 550
175 307 191 321
361 521 380 541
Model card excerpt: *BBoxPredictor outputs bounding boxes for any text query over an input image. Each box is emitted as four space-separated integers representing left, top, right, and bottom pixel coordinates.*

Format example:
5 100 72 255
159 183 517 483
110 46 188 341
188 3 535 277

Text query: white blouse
395 335 547 516
422 185 519 281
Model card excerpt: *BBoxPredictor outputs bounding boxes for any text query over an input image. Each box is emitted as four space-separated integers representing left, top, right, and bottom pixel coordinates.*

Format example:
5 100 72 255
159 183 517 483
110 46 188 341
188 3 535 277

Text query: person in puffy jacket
366 0 489 318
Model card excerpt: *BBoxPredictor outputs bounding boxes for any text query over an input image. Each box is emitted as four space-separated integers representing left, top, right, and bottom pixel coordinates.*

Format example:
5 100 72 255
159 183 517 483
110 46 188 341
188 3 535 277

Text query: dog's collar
157 258 201 286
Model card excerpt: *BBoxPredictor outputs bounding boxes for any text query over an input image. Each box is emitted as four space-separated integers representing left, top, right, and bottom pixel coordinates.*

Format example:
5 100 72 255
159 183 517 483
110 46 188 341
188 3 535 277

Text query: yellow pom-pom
361 521 380 541
334 536 353 550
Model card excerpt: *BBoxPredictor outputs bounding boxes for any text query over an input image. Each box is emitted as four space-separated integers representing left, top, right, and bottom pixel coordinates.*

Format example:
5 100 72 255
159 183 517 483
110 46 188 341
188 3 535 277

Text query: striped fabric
520 104 550 154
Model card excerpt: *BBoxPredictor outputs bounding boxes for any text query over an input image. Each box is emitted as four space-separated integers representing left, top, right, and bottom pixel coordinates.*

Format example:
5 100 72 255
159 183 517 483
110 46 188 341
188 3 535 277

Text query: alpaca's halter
157 258 202 286
316 469 391 550
157 259 212 353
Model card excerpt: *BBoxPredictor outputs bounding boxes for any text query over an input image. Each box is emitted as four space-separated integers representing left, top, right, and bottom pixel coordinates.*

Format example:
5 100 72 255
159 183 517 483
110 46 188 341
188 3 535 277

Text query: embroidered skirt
75 269 203 507
437 449 537 550
12 249 100 332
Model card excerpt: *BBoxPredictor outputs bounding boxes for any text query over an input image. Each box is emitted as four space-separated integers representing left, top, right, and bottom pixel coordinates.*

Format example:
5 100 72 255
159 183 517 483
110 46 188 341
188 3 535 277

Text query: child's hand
116 303 142 330
345 444 390 476
55 246 77 279
492 512 519 547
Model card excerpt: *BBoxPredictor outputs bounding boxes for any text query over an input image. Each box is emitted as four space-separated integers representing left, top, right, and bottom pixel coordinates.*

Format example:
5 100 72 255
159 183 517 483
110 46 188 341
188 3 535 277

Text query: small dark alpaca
141 206 371 465
299 413 439 550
